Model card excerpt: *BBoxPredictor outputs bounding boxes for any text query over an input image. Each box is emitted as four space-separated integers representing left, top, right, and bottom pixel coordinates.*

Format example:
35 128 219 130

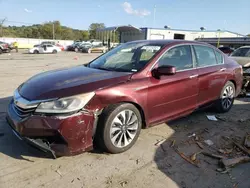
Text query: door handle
189 74 198 79
219 68 226 72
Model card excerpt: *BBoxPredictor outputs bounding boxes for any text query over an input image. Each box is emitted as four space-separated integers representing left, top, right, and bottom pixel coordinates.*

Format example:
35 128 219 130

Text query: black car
218 47 234 55
67 42 82 51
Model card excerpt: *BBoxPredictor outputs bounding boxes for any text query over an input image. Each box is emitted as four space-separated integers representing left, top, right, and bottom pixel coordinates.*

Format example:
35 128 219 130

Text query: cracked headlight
35 92 95 114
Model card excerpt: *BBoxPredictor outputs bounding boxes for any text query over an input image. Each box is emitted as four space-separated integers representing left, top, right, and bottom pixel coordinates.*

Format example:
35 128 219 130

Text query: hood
19 66 131 100
230 56 250 67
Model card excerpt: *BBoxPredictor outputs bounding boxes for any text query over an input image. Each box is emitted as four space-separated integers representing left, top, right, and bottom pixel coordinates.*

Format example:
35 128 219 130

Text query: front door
147 45 198 124
192 45 226 106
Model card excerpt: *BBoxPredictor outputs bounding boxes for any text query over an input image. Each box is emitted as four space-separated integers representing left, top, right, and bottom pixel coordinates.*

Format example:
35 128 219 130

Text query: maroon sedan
6 40 242 157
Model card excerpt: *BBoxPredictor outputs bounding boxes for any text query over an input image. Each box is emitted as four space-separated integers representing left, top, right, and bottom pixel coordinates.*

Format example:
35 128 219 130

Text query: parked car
75 42 92 52
0 41 10 54
6 40 242 157
81 44 108 53
34 41 56 47
67 42 82 51
230 46 250 95
218 47 234 55
28 44 61 54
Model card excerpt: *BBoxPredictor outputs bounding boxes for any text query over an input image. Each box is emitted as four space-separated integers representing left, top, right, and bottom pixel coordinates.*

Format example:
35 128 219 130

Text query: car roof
239 46 250 49
125 39 211 47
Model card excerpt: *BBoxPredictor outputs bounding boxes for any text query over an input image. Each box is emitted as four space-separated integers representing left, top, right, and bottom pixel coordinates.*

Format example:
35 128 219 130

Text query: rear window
231 48 250 57
193 45 218 67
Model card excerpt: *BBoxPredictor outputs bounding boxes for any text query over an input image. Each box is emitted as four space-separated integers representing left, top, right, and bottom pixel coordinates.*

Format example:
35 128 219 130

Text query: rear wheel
34 50 39 54
0 48 2 54
52 50 57 54
95 103 142 154
214 81 235 113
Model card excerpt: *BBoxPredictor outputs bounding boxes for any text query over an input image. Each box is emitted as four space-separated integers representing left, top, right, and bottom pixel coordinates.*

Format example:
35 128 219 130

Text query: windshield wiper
95 67 114 71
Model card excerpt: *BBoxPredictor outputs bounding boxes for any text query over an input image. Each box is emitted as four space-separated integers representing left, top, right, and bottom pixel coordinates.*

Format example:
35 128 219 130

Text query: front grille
12 103 36 118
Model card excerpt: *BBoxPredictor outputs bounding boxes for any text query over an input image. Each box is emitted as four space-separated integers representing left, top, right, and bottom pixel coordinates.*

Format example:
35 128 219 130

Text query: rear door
46 45 54 53
193 45 226 106
147 44 199 124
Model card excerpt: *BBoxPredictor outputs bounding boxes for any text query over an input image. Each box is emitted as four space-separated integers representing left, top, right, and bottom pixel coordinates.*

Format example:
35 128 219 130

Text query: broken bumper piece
6 99 96 158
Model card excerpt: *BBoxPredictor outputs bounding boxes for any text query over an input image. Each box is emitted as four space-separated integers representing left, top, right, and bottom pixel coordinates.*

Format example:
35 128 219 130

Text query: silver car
230 46 250 95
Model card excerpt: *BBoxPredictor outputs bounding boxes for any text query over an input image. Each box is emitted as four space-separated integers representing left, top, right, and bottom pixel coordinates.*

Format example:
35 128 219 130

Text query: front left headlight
35 92 95 114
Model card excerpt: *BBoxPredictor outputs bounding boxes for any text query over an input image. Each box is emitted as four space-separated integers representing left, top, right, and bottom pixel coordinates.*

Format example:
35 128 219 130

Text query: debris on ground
136 159 140 164
220 156 250 168
215 116 226 121
170 140 175 148
232 141 250 156
55 169 62 177
206 115 218 121
174 148 200 168
204 139 214 146
190 152 201 161
244 135 250 148
196 142 204 149
188 133 196 138
71 179 74 183
120 180 128 187
155 139 166 146
202 151 225 159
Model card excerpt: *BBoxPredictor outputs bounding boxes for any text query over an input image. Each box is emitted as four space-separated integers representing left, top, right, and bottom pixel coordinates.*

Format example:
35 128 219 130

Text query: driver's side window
158 45 193 71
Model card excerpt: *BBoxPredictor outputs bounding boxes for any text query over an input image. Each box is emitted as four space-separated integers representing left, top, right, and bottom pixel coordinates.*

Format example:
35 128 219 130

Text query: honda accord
6 40 243 157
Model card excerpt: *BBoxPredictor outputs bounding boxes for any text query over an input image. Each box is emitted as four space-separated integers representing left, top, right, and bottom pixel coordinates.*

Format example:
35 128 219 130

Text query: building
196 37 250 48
97 25 245 43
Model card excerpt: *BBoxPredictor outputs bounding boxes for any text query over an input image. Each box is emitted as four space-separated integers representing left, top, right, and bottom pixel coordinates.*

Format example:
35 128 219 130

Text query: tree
0 21 90 40
248 34 250 37
89 23 105 39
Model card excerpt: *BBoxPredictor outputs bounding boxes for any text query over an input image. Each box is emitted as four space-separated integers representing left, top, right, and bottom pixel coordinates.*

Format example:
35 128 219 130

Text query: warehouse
97 25 245 43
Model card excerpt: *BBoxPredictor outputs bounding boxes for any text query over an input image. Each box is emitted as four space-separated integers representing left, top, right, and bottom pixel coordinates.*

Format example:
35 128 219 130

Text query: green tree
89 23 105 39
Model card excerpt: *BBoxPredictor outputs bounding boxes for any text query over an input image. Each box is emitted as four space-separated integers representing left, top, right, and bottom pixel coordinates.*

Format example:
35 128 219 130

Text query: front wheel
96 103 142 154
214 81 235 113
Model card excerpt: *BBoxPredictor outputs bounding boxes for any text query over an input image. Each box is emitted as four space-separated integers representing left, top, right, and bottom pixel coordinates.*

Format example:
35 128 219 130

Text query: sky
0 0 249 35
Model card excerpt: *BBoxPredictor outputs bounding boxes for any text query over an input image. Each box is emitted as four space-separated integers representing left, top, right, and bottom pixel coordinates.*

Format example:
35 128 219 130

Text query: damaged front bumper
241 67 250 95
6 99 98 158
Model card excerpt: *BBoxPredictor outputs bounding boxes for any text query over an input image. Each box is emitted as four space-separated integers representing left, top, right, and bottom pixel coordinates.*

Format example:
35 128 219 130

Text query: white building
121 27 245 43
97 26 245 43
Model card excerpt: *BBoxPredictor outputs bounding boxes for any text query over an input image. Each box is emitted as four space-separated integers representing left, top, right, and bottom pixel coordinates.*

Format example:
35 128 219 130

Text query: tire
95 103 142 154
34 50 39 54
0 48 2 54
214 81 235 113
52 50 57 54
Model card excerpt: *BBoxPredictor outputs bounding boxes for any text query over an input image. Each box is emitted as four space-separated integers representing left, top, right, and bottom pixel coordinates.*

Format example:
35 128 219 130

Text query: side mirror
152 65 176 78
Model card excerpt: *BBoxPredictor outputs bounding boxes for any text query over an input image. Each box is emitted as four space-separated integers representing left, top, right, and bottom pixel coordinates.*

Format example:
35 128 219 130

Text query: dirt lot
0 51 250 188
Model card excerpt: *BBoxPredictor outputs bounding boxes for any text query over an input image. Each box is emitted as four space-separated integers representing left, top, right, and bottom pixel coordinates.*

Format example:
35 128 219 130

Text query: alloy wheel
110 110 139 148
222 85 234 109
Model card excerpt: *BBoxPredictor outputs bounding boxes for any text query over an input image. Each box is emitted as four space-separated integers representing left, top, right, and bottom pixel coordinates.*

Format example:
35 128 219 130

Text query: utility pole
0 17 7 37
217 29 221 48
52 23 55 40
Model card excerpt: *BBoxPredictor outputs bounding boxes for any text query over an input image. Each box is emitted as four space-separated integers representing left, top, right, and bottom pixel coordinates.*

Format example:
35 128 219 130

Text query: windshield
88 42 163 72
231 48 250 57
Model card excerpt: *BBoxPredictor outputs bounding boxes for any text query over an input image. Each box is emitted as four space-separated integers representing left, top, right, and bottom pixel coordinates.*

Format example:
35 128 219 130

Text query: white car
29 44 61 54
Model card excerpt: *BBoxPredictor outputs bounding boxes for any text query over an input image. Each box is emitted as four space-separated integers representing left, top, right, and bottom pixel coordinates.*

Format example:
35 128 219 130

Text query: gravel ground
0 51 249 188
